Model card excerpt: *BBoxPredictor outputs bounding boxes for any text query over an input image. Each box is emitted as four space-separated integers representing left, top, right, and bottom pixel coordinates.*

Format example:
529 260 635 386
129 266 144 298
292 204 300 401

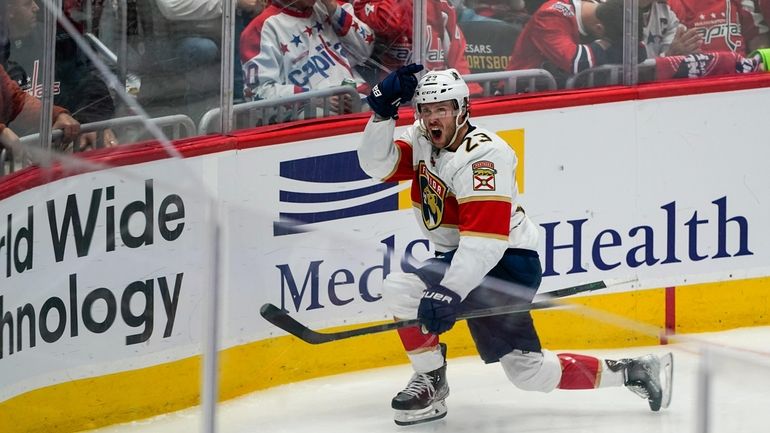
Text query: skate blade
394 400 447 426
660 352 674 409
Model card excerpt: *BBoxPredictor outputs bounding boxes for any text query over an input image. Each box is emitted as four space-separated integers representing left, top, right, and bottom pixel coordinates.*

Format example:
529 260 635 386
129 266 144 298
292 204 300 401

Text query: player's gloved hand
366 63 424 119
418 284 461 334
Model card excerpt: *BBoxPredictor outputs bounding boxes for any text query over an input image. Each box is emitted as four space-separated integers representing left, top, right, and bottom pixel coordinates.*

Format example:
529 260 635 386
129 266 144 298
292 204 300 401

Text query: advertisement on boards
1 88 770 402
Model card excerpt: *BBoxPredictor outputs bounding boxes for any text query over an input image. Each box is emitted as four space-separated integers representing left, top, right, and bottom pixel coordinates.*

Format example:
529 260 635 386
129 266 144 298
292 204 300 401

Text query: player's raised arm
358 63 423 181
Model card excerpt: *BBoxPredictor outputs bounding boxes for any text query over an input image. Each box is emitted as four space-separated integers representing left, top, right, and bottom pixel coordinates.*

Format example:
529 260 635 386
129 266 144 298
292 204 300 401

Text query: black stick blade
261 303 356 344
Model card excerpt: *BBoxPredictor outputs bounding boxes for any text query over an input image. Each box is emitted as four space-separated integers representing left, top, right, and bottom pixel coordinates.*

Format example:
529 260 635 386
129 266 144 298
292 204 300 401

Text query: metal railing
199 70 558 134
565 64 624 89
4 68 561 177
198 85 364 134
19 114 196 151
2 114 197 176
465 69 557 96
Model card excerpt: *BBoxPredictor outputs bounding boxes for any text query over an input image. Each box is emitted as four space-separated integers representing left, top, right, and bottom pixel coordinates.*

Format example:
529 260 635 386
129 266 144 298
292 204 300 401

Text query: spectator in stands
668 0 768 55
5 0 119 150
131 0 222 122
0 64 80 153
458 0 528 23
523 0 547 14
353 0 484 96
760 0 770 23
450 0 529 74
234 0 269 103
639 49 768 82
240 0 374 114
508 0 634 85
641 0 702 58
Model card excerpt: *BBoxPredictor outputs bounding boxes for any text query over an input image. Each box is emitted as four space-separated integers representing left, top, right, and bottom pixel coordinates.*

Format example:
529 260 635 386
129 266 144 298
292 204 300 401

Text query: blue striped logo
274 151 408 236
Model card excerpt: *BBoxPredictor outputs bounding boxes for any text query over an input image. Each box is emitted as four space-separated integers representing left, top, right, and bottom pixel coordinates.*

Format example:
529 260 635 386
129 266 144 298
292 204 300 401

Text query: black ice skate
392 343 449 426
608 352 674 411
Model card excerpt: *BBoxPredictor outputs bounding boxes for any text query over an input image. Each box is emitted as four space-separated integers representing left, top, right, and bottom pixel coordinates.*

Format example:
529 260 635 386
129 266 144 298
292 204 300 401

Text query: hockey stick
260 277 636 344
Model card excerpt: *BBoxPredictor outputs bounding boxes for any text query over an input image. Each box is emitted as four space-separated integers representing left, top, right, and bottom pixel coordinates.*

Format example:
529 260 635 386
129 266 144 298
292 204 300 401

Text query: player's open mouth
430 128 442 140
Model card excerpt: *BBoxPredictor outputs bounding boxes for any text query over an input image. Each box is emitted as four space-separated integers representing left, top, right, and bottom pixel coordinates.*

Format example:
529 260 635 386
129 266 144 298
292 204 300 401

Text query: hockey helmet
414 68 469 113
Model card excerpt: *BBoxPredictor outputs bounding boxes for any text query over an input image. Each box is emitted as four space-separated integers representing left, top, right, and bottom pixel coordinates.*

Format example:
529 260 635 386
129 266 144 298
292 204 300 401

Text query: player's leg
468 249 673 410
381 271 448 425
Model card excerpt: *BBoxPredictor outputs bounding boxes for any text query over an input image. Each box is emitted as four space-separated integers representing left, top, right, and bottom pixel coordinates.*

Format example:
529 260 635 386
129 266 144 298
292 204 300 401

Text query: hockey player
357 64 673 426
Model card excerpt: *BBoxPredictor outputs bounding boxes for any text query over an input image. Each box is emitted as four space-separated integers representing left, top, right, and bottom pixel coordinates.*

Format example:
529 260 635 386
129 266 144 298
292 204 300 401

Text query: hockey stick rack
260 278 636 345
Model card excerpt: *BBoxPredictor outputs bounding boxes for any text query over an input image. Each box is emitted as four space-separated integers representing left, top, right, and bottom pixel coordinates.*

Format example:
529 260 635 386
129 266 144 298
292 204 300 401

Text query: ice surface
86 326 770 433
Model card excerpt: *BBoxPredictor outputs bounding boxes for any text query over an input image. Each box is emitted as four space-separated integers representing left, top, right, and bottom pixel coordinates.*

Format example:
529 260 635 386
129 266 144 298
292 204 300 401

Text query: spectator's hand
0 127 21 151
418 284 461 335
667 26 702 56
329 94 353 115
366 63 424 119
238 0 266 14
52 113 81 147
78 128 118 151
319 0 337 15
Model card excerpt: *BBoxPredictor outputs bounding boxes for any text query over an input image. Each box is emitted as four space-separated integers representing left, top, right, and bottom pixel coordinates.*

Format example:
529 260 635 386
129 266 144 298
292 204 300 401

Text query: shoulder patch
550 2 575 17
472 160 497 191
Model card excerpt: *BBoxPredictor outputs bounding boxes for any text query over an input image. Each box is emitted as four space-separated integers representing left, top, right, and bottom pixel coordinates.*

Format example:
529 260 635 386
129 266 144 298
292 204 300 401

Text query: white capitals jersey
642 2 682 58
240 1 375 100
358 117 539 298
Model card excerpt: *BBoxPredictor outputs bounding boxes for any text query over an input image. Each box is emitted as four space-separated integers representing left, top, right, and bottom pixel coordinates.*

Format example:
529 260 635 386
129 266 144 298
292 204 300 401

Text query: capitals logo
550 2 574 17
418 162 448 230
274 151 406 236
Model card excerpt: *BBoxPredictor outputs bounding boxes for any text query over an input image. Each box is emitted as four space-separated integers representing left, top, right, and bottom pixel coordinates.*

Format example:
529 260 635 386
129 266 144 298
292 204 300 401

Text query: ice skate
392 343 449 426
610 352 674 411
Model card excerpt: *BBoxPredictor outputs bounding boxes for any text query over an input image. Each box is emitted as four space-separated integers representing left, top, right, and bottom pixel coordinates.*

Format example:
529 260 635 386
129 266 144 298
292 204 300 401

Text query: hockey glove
366 63 424 119
418 285 461 335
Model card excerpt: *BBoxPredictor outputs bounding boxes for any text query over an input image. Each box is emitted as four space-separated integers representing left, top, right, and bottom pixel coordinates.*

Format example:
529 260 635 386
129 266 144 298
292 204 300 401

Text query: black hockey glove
418 285 461 335
366 63 424 119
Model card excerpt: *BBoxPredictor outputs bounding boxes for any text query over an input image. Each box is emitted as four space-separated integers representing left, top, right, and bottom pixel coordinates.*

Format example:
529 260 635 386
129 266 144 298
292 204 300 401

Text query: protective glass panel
689 332 770 433
0 163 215 433
227 0 375 133
2 0 47 171
639 0 769 85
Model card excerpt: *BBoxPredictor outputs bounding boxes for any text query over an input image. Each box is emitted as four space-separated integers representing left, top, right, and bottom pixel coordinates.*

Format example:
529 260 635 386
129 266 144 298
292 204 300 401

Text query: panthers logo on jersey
418 161 447 230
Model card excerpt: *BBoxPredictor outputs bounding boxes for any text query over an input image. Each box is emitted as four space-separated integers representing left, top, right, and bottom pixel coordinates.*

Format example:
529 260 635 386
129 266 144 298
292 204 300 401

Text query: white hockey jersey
358 117 539 298
642 2 682 58
240 0 375 100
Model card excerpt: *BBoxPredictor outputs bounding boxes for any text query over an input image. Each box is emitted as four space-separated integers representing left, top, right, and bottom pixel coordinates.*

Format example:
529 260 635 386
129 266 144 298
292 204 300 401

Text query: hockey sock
556 353 601 389
598 359 626 387
398 326 443 373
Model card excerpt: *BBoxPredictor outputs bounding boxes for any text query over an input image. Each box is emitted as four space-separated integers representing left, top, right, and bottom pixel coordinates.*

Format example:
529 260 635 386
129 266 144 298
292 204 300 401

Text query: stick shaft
260 277 635 344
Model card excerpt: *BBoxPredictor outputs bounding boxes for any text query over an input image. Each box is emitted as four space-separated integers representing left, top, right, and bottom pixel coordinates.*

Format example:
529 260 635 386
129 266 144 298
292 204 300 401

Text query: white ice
87 326 770 433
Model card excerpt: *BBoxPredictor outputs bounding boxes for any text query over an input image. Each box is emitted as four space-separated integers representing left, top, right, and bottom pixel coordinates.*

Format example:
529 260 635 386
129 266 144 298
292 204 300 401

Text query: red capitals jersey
668 0 761 55
353 0 483 95
508 0 598 75
654 51 761 80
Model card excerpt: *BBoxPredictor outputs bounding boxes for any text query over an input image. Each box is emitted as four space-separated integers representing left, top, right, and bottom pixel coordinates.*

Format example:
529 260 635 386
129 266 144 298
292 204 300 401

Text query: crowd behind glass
0 0 768 168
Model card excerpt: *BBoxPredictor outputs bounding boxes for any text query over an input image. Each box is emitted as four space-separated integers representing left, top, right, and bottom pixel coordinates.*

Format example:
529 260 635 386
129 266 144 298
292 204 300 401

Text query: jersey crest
550 2 575 17
418 161 448 230
472 160 497 191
